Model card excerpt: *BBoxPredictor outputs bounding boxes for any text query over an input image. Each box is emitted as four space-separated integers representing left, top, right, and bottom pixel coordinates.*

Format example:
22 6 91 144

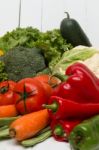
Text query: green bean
0 116 20 127
36 126 50 135
0 128 10 139
21 130 52 147
0 125 8 131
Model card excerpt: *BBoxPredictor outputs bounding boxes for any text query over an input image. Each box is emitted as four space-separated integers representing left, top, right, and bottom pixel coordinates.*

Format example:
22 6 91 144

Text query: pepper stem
54 125 63 136
43 101 58 113
64 12 70 19
75 135 83 144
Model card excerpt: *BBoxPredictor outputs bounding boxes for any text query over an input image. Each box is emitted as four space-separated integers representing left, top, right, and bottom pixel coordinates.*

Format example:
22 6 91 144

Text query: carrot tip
9 129 16 138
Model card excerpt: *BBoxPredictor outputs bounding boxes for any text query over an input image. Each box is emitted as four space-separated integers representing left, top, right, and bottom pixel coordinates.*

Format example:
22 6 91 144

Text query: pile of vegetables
0 28 73 81
0 13 99 150
44 62 99 150
0 27 73 70
0 74 60 145
0 63 99 150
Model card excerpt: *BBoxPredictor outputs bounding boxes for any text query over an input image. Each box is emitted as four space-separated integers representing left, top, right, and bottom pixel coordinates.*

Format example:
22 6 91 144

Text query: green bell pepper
69 115 99 150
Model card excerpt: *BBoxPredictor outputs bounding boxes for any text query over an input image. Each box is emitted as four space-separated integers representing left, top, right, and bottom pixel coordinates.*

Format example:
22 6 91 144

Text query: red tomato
0 80 16 105
34 74 61 97
13 78 49 115
34 74 61 87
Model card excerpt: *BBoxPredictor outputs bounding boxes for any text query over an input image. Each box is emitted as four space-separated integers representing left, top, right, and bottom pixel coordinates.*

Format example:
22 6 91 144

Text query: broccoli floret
0 46 46 81
0 61 8 82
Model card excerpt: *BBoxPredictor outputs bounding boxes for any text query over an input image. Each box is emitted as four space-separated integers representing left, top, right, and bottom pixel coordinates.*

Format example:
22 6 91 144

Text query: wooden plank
0 0 20 36
42 0 65 31
20 0 42 30
85 0 99 47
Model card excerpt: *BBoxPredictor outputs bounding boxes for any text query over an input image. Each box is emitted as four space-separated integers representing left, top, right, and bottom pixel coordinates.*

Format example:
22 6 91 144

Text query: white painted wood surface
85 0 99 47
0 0 99 47
0 0 20 36
41 0 65 31
1 137 70 150
20 0 42 30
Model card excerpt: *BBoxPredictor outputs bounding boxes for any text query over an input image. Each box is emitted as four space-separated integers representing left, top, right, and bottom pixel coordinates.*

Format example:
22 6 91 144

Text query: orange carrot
0 105 18 118
9 109 50 141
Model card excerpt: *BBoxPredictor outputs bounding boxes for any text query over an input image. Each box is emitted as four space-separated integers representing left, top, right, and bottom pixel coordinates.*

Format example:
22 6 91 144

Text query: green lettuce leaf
52 46 99 80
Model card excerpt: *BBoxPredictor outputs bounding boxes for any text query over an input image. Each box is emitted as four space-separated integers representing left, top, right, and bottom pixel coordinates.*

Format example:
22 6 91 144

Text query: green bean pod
0 128 9 139
21 130 52 147
0 116 20 127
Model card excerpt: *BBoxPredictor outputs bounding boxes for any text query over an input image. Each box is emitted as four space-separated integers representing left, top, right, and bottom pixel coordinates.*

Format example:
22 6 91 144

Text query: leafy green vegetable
0 27 41 52
37 68 51 75
52 46 99 80
0 27 73 69
0 46 46 81
35 29 73 69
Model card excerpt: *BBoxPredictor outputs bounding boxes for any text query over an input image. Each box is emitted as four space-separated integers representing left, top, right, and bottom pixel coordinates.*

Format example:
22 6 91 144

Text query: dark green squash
60 12 92 47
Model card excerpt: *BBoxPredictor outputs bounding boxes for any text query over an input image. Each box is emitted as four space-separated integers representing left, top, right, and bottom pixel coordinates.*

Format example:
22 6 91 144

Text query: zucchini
60 12 92 47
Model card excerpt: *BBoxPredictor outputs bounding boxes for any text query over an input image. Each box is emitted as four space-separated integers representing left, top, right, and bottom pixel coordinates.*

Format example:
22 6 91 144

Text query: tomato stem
0 82 9 94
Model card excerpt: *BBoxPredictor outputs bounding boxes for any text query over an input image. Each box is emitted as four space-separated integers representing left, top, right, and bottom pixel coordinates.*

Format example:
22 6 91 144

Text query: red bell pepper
44 96 99 120
66 62 99 84
52 81 84 102
51 119 81 142
52 62 99 103
66 62 99 102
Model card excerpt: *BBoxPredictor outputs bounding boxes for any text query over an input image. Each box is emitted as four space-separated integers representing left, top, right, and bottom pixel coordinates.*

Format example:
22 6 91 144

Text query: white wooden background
0 0 99 47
